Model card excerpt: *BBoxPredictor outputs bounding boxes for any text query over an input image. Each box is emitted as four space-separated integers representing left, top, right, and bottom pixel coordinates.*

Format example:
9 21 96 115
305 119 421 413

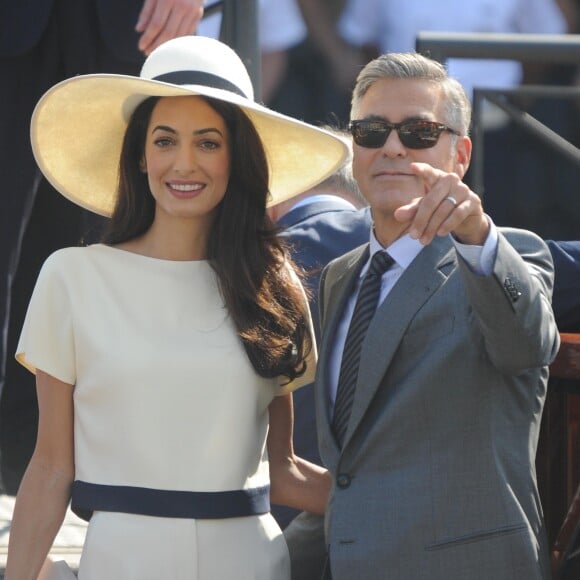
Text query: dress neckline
92 243 209 265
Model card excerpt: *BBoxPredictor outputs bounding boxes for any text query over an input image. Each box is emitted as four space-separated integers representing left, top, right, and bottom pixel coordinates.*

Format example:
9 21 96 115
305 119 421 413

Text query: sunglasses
349 119 460 149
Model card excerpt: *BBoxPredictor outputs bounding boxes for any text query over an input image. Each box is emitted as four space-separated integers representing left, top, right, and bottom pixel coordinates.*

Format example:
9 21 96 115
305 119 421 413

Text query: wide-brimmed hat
31 35 348 216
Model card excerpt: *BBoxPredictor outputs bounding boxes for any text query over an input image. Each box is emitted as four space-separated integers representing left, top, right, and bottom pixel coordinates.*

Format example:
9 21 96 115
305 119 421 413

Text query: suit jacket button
337 474 351 488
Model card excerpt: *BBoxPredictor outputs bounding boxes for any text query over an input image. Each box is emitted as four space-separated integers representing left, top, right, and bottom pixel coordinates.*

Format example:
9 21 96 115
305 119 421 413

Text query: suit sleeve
458 228 560 373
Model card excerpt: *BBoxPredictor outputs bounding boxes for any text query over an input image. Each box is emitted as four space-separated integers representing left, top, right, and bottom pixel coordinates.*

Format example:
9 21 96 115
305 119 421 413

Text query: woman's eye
199 140 220 150
154 137 174 147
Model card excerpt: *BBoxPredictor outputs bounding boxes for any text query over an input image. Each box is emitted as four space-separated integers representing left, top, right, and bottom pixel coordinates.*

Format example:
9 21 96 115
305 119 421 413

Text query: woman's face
142 96 231 225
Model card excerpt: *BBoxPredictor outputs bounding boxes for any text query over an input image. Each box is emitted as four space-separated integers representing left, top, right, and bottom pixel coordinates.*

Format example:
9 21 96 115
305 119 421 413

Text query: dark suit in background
277 200 371 344
545 240 580 579
546 240 580 333
0 0 202 493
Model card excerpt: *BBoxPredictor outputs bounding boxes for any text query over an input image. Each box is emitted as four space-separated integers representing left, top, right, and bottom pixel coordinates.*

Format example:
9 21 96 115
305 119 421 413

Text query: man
314 52 559 579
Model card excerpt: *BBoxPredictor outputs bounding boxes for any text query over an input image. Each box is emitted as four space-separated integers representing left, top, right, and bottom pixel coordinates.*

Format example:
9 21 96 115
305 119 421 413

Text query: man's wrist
452 215 490 245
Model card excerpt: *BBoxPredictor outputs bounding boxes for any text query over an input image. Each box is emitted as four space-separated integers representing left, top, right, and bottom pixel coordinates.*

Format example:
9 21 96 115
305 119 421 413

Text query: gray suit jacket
316 228 559 580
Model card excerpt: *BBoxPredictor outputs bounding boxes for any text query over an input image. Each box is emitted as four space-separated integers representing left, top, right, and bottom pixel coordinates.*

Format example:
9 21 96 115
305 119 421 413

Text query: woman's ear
139 158 147 173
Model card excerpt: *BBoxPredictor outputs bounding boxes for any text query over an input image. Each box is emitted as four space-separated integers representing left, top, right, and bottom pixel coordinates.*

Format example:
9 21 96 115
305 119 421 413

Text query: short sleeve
276 267 318 396
16 252 76 384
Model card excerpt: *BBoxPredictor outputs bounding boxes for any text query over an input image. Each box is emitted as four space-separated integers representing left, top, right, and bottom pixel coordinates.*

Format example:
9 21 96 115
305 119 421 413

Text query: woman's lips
166 182 205 197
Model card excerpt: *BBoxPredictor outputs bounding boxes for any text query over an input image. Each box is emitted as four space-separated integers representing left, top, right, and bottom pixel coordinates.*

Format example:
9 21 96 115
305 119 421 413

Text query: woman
5 36 347 579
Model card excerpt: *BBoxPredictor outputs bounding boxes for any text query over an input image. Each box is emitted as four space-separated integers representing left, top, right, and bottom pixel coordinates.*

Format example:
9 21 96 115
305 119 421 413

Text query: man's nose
381 128 407 157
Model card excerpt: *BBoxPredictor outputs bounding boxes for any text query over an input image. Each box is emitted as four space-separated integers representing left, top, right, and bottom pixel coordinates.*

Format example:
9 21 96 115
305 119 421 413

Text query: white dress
17 244 315 580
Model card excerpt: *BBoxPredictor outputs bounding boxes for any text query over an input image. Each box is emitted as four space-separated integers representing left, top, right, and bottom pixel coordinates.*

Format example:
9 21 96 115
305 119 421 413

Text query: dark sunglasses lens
399 122 442 149
351 122 390 148
351 121 449 149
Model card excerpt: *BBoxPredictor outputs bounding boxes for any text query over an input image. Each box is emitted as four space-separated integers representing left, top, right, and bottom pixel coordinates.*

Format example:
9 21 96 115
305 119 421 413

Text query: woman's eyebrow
151 125 224 137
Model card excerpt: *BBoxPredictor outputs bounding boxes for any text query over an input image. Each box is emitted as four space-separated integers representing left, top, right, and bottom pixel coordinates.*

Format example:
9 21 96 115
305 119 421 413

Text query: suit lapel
342 237 457 448
322 246 369 342
316 245 369 456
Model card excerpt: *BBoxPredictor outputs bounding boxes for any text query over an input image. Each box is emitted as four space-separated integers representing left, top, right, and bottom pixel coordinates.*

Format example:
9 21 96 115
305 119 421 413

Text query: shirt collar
360 231 423 278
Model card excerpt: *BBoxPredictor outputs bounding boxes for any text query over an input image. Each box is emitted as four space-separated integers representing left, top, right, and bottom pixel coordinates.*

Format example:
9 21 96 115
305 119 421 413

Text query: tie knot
368 251 394 277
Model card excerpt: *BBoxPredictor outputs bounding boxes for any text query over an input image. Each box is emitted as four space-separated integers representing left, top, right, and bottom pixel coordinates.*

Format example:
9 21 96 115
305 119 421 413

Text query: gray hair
351 52 472 136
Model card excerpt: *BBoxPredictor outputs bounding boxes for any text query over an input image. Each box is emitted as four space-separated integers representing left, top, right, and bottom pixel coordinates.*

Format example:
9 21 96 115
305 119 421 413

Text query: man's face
351 78 470 218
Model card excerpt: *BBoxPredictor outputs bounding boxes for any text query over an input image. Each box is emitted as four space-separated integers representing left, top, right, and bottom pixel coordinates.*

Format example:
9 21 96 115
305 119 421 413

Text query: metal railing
415 32 580 195
416 32 580 64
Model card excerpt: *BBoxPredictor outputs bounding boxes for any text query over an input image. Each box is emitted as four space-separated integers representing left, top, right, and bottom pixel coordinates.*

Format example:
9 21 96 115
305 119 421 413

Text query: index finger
409 162 447 190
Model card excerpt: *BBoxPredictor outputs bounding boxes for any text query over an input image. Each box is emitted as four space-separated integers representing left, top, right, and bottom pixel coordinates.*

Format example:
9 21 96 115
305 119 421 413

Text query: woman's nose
174 146 197 172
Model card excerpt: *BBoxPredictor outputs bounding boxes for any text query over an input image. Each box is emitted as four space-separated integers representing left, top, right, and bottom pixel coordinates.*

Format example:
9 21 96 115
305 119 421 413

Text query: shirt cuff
452 215 498 275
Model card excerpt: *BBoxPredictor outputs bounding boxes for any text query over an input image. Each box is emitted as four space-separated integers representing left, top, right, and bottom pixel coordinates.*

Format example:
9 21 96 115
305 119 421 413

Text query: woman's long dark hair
103 95 311 382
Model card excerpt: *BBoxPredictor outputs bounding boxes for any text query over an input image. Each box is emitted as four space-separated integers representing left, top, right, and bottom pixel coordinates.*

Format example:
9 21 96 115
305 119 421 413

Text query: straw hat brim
31 74 348 216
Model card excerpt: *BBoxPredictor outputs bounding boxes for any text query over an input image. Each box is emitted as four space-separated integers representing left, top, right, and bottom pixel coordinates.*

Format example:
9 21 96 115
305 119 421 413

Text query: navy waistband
71 480 270 522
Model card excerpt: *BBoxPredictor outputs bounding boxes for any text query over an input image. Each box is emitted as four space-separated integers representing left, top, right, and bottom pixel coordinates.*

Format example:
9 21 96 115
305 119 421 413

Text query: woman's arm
5 371 75 580
267 394 330 514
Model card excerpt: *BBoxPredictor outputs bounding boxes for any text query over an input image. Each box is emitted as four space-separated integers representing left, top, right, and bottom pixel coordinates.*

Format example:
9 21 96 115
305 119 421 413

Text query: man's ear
454 135 472 179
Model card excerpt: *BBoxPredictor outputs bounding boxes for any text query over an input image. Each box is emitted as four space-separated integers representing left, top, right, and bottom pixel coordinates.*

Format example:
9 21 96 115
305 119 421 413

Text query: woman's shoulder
42 244 100 270
38 245 117 285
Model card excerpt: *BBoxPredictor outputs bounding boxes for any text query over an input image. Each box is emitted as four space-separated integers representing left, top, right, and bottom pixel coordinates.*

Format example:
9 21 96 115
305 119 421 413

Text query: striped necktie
332 251 394 447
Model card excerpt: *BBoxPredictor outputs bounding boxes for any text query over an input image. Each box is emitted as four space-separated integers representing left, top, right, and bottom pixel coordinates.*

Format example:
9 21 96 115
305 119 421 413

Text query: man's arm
460 230 560 373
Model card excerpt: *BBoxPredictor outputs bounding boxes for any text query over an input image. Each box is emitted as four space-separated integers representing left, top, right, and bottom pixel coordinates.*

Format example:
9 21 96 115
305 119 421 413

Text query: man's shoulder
299 207 370 240
280 202 370 231
498 226 548 251
279 204 371 266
